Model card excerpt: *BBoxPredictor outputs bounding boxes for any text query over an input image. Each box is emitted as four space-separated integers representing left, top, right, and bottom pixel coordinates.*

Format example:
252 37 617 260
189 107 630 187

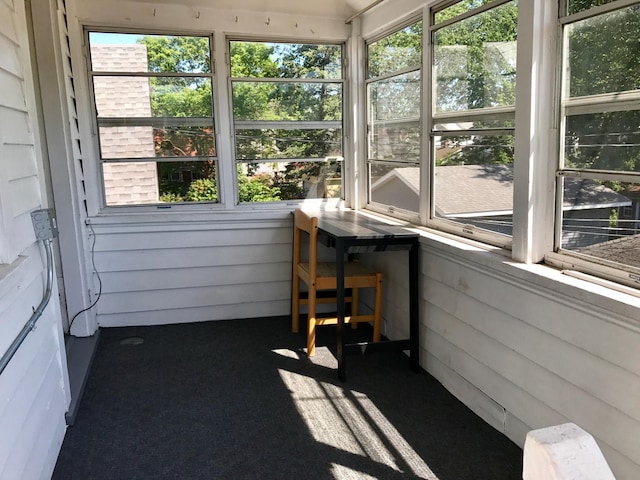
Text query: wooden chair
292 209 382 356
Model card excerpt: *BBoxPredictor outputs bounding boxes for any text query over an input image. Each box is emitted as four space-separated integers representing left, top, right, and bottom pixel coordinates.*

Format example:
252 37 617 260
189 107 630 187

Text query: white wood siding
0 1 70 479
0 0 41 265
362 236 640 480
92 216 294 326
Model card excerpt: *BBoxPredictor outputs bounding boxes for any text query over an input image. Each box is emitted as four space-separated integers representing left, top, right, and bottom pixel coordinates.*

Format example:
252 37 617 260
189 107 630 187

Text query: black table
314 210 421 381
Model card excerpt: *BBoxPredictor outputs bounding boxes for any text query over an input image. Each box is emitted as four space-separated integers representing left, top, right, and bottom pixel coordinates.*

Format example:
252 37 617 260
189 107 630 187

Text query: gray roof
374 165 631 217
576 234 640 269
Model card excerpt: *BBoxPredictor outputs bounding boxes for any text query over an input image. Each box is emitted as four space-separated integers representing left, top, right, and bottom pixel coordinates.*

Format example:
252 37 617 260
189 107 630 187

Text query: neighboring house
620 185 640 233
371 165 632 247
91 44 159 205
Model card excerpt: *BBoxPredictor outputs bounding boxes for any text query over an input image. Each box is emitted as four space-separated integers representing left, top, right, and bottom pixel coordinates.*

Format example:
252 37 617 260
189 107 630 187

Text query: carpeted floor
53 316 522 479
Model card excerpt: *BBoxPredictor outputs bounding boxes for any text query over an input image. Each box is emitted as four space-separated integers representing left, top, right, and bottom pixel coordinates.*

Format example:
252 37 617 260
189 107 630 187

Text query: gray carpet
53 316 522 479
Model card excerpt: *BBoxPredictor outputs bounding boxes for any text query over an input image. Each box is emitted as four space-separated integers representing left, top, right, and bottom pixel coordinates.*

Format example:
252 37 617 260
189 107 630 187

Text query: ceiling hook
196 11 200 19
266 17 270 26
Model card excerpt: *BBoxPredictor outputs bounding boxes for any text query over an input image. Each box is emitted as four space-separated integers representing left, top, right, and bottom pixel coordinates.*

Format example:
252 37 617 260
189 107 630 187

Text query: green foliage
140 35 211 73
159 192 184 202
186 178 217 202
238 173 281 202
564 5 640 174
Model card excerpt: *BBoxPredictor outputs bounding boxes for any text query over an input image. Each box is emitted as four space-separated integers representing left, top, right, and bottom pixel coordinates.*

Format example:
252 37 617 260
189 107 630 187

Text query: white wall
90 213 294 326
0 0 70 478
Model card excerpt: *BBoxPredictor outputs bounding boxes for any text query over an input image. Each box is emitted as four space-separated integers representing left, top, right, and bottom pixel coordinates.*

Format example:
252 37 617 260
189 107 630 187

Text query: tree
563 4 640 179
433 1 518 166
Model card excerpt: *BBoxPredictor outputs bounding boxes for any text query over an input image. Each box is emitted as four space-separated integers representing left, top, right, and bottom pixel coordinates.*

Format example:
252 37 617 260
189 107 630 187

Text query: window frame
227 37 346 205
425 0 518 249
545 0 640 289
364 17 424 224
85 28 221 211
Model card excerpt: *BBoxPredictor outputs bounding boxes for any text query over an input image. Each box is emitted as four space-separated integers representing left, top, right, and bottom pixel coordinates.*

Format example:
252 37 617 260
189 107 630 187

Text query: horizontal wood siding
0 1 70 479
361 238 640 480
0 0 41 265
92 217 294 326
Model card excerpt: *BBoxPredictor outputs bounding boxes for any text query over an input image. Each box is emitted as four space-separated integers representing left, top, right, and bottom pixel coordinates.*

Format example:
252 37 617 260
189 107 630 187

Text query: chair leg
292 275 300 333
373 273 382 342
351 288 359 330
307 285 317 356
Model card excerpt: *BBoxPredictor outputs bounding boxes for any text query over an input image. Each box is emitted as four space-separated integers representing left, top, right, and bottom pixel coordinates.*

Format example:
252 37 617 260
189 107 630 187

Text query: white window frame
545 0 640 290
425 0 518 249
227 37 346 205
84 28 221 211
364 16 423 225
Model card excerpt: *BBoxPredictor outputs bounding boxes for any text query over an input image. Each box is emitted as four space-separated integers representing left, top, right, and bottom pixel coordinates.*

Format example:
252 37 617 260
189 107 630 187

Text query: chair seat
298 261 378 290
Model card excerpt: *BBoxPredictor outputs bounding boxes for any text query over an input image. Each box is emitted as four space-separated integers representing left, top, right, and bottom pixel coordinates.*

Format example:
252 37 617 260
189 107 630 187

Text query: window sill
411 224 640 327
357 208 640 326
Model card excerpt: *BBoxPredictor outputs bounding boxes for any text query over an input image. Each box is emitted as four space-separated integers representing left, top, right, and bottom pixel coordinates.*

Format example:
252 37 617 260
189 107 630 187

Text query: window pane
235 129 342 161
238 160 342 201
566 4 640 97
564 111 640 173
434 0 498 24
567 0 619 16
433 1 517 113
230 42 342 79
561 179 639 268
89 33 211 73
369 163 420 212
368 72 421 162
94 76 212 118
103 160 217 205
367 22 422 78
232 82 342 121
434 135 514 235
99 125 215 159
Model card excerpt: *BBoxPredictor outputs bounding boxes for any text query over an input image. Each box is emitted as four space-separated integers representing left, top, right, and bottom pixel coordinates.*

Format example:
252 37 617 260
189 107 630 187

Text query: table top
312 210 420 242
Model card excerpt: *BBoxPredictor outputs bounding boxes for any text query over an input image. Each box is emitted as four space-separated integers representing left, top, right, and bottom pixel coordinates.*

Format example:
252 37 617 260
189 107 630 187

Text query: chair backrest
293 209 319 279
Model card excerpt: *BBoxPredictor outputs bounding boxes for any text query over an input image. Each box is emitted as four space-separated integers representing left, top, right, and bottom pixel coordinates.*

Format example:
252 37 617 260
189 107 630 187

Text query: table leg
336 238 346 381
409 240 420 372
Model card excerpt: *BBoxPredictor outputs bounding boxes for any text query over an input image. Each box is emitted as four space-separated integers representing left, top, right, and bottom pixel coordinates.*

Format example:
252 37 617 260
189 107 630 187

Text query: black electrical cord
68 221 102 331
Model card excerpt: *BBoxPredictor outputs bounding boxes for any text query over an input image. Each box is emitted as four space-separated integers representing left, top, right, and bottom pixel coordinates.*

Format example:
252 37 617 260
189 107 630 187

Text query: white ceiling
126 0 378 19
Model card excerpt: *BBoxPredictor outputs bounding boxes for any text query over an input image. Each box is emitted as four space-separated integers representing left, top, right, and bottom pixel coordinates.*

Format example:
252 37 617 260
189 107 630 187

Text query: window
229 41 344 203
549 0 640 286
366 21 422 216
87 32 218 206
429 0 518 244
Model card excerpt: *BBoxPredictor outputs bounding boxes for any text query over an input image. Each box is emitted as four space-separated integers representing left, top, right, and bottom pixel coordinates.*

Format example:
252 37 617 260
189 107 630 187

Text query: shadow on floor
53 316 522 479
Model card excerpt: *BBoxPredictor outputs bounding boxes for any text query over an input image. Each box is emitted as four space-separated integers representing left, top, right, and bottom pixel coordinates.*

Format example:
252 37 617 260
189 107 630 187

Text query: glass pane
232 82 342 121
434 0 498 24
434 119 515 131
235 129 342 161
89 33 211 73
103 160 217 205
567 0 619 16
434 135 514 236
367 22 422 78
230 42 342 79
369 163 420 213
94 77 212 118
99 125 215 159
564 111 640 173
238 160 342 201
561 179 639 268
566 4 640 97
368 72 421 162
433 1 517 113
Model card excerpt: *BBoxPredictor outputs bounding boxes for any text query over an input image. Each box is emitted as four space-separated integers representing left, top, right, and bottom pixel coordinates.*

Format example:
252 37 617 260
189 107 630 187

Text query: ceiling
127 0 380 19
